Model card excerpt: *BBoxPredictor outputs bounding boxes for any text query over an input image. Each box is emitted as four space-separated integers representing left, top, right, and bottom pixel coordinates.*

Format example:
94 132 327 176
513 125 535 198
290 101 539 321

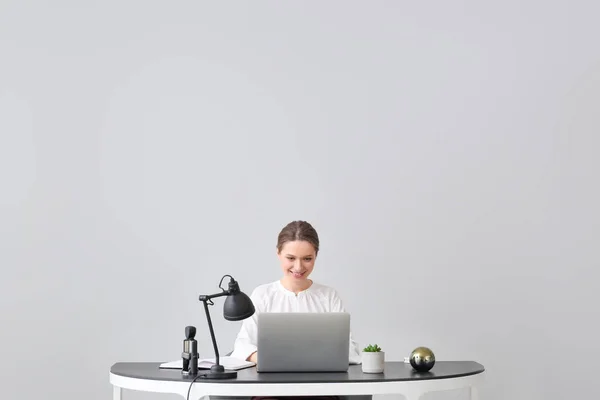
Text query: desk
110 361 485 400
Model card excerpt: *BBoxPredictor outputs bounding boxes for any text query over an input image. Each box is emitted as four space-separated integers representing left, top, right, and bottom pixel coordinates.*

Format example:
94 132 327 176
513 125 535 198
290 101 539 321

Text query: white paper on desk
159 356 255 371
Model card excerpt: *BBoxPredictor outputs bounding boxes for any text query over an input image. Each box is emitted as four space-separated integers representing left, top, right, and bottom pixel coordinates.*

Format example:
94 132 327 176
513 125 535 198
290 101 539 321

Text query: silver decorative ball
410 347 435 372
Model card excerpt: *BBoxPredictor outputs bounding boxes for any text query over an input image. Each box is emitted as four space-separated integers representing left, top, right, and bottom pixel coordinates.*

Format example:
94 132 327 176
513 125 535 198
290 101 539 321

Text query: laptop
256 312 350 372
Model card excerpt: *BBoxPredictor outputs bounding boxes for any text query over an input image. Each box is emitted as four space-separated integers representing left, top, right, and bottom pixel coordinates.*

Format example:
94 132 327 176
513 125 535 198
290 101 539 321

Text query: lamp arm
198 290 230 302
200 298 222 366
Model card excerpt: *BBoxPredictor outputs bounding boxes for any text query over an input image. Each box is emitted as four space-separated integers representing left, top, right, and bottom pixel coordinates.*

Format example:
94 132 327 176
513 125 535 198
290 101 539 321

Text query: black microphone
181 326 198 375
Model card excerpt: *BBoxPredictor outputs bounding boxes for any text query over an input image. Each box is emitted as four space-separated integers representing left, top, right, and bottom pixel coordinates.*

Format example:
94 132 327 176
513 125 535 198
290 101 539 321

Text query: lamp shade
223 291 255 321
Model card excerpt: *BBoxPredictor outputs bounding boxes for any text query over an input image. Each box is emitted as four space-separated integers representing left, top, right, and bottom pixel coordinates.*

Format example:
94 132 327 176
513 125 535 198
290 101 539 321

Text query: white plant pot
361 351 385 373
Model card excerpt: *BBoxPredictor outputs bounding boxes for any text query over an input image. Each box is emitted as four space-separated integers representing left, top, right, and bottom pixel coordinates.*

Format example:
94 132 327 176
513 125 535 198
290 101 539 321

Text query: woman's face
277 240 317 281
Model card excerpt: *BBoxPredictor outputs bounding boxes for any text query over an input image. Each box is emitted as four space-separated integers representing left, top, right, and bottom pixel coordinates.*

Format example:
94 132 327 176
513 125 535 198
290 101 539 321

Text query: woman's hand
247 352 258 363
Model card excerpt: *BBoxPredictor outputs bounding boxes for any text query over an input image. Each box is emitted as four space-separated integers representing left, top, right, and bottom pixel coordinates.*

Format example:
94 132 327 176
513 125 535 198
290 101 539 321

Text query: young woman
230 220 361 364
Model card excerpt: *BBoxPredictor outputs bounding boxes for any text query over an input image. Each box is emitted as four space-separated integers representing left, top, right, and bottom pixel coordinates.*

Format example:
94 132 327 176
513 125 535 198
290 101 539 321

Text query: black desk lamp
198 274 255 379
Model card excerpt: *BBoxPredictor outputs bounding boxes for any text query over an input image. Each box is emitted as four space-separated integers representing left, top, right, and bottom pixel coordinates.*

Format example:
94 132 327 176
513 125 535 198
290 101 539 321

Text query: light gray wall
1 1 599 400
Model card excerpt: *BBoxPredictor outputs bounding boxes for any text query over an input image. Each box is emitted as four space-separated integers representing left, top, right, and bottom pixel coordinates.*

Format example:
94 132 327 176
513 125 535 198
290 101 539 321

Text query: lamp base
199 364 237 380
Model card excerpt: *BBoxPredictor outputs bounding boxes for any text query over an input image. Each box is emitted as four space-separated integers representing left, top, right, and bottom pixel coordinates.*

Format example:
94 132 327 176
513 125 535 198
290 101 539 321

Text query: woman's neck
280 278 313 294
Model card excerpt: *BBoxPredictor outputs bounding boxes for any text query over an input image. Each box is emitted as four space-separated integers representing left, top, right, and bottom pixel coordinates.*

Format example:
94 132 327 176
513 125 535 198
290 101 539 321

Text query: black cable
218 274 233 291
186 373 205 400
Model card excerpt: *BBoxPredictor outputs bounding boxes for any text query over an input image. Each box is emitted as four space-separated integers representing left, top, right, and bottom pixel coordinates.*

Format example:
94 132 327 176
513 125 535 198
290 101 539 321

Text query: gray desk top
111 361 484 383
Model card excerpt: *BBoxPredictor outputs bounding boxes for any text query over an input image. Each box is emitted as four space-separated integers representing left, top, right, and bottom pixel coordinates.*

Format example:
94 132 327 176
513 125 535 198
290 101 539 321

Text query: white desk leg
113 386 122 400
470 385 479 400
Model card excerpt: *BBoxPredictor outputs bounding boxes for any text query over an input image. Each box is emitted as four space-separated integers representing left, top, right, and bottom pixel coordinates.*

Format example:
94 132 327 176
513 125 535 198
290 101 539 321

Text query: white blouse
230 280 361 363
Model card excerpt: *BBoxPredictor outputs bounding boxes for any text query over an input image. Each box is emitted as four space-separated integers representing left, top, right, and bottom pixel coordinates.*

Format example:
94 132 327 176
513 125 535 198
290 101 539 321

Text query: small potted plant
361 344 385 373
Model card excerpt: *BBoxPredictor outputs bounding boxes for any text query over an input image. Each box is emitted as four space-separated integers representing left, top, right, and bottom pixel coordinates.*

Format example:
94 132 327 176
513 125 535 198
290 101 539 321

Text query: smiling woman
230 220 361 366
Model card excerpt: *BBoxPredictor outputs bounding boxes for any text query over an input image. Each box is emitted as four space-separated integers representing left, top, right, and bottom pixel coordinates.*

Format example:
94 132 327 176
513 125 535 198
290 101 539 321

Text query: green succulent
363 344 382 352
